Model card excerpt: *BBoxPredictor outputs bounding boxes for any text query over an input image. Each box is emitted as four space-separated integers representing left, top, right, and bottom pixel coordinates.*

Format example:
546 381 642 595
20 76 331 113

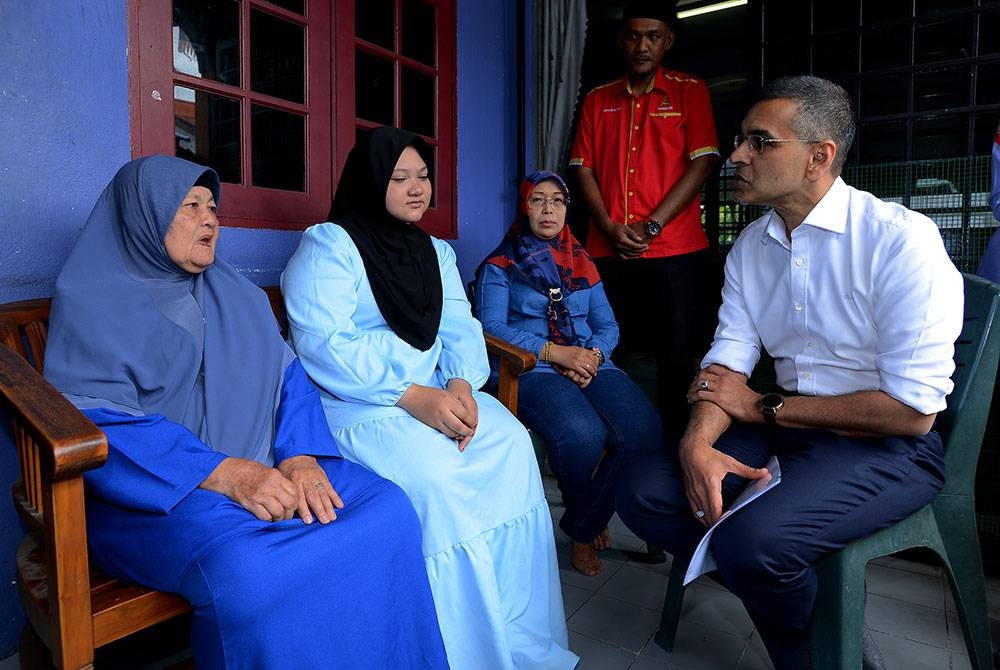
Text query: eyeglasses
733 134 820 154
526 195 568 209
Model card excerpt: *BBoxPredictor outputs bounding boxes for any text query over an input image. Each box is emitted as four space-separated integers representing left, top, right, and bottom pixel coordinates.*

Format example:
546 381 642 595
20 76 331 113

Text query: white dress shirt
703 177 964 415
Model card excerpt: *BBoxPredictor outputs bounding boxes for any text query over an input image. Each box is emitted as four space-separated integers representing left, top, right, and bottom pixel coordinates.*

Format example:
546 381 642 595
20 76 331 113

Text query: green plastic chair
655 273 1000 670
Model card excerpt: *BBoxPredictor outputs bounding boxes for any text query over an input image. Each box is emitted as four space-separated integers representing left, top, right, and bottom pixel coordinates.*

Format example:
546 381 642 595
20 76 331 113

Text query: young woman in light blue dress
281 126 577 670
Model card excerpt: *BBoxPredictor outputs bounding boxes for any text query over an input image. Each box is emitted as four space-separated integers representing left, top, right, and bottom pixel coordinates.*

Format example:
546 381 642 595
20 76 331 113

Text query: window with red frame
130 0 456 237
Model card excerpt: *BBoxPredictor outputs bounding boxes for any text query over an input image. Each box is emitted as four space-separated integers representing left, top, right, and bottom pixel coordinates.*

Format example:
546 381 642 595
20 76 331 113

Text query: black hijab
328 127 443 351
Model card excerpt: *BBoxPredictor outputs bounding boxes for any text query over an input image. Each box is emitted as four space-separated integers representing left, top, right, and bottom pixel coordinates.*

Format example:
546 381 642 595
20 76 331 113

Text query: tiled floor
546 473 999 670
1 476 996 669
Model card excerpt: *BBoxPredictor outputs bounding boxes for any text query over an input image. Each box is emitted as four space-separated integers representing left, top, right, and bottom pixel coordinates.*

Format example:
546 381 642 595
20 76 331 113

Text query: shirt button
634 125 639 130
631 146 637 151
629 168 635 173
628 191 634 196
794 302 803 311
635 103 641 109
628 214 635 219
794 258 804 267
806 341 815 348
801 371 811 379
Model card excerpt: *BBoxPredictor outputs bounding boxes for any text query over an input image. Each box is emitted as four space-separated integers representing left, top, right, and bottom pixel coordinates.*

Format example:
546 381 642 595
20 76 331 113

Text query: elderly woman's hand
201 457 300 522
397 382 477 451
278 455 344 524
549 344 601 385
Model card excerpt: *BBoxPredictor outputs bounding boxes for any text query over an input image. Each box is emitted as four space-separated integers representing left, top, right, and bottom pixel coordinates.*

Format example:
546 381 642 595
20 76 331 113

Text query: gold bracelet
543 341 553 363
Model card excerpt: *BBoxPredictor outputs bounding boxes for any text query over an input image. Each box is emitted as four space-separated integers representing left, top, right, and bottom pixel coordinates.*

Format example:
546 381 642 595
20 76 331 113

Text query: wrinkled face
525 179 567 241
164 185 218 274
730 98 814 209
385 145 431 223
620 18 674 82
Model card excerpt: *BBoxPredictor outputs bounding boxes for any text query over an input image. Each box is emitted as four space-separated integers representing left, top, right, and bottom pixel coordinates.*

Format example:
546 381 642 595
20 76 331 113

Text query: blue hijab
45 155 291 463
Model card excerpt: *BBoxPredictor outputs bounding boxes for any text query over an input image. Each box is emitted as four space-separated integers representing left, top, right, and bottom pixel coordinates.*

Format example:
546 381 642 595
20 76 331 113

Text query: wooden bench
0 286 534 669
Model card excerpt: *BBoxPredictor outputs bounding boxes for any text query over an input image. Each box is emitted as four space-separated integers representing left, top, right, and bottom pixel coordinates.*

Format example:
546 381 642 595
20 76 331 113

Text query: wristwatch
644 219 663 238
759 393 785 424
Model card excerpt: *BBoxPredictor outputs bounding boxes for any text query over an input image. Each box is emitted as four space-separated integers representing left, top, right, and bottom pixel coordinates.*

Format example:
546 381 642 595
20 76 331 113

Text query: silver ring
314 481 324 490
695 510 706 519
698 380 710 391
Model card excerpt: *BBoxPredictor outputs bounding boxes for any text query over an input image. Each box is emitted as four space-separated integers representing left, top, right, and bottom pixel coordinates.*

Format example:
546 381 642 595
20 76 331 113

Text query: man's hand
397 382 477 451
277 455 344 524
678 434 769 526
687 364 761 423
201 457 300 522
604 222 649 258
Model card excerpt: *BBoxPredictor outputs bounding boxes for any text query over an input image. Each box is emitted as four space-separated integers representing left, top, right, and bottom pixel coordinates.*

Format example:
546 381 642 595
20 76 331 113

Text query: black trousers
595 250 717 437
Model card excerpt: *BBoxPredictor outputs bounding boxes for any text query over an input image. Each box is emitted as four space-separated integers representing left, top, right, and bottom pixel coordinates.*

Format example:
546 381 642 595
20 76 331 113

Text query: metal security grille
708 154 996 273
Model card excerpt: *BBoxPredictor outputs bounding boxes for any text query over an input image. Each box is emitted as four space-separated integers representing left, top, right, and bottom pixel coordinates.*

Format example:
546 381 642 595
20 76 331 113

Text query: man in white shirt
617 76 964 670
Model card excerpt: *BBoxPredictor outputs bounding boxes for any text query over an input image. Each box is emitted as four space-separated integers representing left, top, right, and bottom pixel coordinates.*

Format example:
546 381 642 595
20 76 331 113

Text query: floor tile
597 564 670 611
865 592 950 648
563 582 595 618
639 617 749 669
568 631 637 669
567 593 661 654
869 629 952 670
866 561 946 609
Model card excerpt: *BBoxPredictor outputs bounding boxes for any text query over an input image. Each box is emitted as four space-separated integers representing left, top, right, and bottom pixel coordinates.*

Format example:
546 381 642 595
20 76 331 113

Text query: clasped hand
608 222 649 259
397 378 479 451
202 454 344 525
548 344 602 388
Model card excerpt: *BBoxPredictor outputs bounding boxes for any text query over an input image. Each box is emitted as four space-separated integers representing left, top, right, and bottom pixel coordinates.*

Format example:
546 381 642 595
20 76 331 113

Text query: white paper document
683 455 782 585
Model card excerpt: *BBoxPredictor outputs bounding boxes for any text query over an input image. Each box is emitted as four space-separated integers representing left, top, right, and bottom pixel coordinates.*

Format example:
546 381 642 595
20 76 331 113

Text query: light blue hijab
45 155 291 463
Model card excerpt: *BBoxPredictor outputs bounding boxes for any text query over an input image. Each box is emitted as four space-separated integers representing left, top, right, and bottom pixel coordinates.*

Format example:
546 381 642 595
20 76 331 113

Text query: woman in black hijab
282 127 578 669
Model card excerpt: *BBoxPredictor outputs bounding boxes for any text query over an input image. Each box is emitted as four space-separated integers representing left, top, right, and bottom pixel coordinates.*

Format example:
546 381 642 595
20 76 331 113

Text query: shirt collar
760 177 848 248
620 66 666 97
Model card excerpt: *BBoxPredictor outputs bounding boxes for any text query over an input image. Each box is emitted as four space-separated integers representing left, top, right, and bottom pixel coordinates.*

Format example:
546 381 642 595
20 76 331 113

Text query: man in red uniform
570 0 719 436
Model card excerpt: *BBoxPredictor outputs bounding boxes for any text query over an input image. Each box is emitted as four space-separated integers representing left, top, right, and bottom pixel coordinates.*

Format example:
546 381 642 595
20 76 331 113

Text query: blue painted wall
0 0 522 658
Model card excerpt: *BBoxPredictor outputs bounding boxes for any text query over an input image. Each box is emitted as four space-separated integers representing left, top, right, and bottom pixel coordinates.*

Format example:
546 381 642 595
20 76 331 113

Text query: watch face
760 393 784 414
645 220 662 237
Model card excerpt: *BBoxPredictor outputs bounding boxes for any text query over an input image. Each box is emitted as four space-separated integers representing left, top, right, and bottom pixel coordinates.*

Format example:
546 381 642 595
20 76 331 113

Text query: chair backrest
935 273 1000 496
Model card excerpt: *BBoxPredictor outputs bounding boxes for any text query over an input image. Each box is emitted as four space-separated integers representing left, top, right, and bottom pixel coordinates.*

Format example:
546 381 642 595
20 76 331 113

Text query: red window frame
129 0 456 237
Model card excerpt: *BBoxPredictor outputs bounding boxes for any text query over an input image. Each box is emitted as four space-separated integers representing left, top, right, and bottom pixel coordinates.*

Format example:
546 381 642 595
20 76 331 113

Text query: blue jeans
616 424 945 669
517 367 662 544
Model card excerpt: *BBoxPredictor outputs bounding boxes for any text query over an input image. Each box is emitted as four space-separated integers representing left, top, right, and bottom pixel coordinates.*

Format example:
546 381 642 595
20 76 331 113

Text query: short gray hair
756 76 856 173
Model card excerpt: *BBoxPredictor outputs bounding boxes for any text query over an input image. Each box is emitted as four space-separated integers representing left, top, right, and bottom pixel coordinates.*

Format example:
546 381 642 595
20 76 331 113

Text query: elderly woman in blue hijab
281 127 578 670
44 155 447 670
475 171 662 577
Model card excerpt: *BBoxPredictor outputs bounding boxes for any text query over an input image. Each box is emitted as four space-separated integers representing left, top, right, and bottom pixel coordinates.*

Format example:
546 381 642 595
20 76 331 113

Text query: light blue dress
282 222 577 670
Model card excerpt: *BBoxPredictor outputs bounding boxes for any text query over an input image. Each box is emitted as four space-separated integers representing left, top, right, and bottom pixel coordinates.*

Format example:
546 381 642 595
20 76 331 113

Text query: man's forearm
775 390 936 437
649 154 720 225
574 166 616 236
679 399 732 454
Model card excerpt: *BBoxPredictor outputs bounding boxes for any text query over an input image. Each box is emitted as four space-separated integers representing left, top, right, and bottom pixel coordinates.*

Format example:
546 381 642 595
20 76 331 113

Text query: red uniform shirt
570 67 719 259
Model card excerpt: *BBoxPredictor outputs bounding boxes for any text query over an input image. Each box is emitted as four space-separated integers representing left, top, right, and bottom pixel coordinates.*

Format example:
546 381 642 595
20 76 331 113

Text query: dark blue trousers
616 423 945 669
518 367 662 544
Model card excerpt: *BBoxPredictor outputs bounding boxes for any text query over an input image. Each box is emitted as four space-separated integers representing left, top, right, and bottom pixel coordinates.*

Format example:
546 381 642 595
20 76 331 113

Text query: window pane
862 0 912 24
402 0 436 66
914 66 969 112
862 25 911 71
913 116 967 159
251 105 305 190
402 67 435 137
266 0 304 14
174 85 241 183
356 50 395 125
815 33 858 76
764 39 810 79
981 10 1000 55
860 74 907 117
357 0 395 48
815 0 859 31
250 10 305 103
977 62 1000 105
915 16 973 64
173 0 240 86
916 0 974 13
858 121 906 164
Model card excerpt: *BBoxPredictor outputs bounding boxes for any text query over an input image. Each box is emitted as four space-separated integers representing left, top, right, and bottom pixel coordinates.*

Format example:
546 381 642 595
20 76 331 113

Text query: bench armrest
484 334 536 415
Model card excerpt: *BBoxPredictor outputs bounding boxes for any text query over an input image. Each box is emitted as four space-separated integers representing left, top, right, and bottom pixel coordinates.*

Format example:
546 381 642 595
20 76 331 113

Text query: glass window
356 51 396 126
814 0 859 31
860 74 908 117
250 9 305 103
915 16 973 64
914 66 970 112
981 10 1000 55
403 0 436 66
977 62 1000 105
913 116 967 159
251 105 305 190
858 121 906 164
172 0 240 86
267 0 304 14
402 67 435 137
174 85 241 183
861 25 911 71
862 0 913 24
815 33 858 76
356 0 395 48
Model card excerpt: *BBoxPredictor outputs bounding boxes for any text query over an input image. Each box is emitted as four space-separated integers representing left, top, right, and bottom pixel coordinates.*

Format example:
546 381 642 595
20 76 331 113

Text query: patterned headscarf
482 171 602 345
